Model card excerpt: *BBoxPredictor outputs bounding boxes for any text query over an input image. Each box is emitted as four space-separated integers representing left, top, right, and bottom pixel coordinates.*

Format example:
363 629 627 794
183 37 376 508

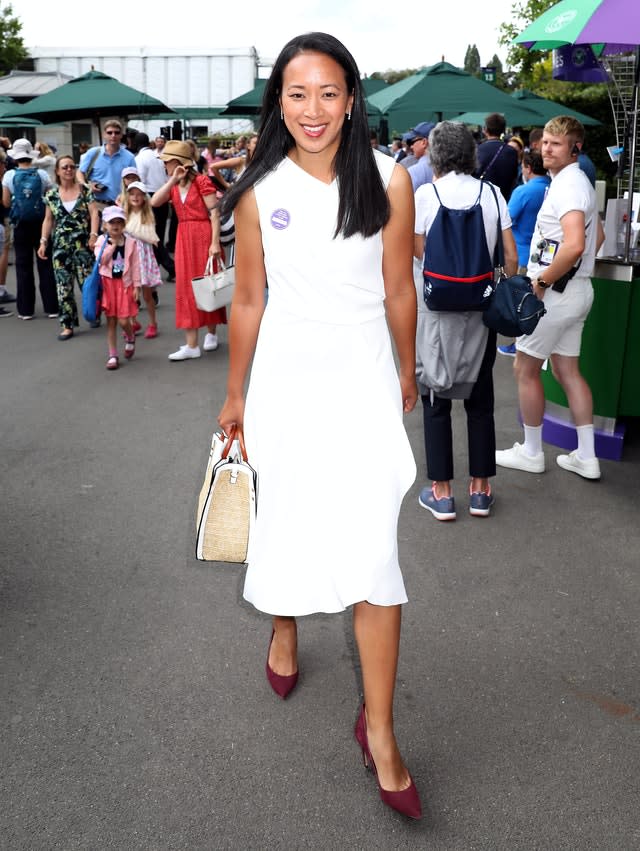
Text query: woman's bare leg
353 601 411 792
268 615 298 676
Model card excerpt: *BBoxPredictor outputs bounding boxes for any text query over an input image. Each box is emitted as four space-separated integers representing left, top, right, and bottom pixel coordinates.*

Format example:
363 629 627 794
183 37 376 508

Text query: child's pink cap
102 205 126 222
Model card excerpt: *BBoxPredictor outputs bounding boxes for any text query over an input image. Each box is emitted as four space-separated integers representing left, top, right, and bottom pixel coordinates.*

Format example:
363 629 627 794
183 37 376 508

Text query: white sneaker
495 442 545 474
203 333 219 352
168 345 201 361
556 450 601 480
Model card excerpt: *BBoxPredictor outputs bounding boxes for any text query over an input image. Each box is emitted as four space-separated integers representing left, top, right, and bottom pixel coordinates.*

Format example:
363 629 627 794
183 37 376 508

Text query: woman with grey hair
413 121 518 521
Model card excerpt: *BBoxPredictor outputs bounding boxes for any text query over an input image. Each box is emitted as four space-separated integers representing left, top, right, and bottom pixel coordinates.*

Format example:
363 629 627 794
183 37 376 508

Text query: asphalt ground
1 268 639 850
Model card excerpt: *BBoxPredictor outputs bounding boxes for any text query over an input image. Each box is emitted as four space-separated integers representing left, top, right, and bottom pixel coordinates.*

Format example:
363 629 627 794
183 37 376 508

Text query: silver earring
280 107 284 120
347 111 351 121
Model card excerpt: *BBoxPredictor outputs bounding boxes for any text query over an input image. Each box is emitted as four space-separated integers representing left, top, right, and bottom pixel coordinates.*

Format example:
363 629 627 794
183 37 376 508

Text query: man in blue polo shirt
77 119 136 205
407 121 435 192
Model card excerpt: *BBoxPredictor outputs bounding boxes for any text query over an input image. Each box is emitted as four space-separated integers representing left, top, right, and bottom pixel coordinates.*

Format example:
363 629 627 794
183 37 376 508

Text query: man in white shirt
496 116 605 480
135 132 175 280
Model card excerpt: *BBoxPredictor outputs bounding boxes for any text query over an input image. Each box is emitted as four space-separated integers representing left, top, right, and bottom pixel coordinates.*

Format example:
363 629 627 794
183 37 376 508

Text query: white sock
522 424 543 457
576 424 595 459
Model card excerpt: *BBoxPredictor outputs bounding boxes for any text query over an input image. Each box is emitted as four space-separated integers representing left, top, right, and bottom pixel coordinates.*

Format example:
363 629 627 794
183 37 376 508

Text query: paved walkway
1 268 638 850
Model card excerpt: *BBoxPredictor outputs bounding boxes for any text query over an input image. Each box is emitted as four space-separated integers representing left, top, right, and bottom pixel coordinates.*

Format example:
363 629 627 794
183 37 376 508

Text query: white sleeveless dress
243 151 416 616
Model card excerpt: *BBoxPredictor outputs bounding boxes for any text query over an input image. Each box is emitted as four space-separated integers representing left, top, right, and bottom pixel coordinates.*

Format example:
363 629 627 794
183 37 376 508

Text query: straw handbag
195 426 257 563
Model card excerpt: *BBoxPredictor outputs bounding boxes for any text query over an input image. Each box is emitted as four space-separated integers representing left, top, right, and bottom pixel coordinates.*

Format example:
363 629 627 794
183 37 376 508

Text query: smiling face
127 187 145 208
280 51 353 162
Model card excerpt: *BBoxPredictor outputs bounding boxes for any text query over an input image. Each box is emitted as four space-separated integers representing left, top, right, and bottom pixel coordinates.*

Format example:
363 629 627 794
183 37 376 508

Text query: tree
488 53 506 89
464 45 481 77
498 0 557 83
0 3 27 76
370 68 418 86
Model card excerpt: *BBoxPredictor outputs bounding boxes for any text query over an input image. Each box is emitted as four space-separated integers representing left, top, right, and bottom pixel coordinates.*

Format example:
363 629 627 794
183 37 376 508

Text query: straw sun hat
158 140 195 167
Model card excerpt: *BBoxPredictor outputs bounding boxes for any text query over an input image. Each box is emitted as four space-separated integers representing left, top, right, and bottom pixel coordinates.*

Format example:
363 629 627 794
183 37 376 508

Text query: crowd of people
0 122 256 366
361 107 603 512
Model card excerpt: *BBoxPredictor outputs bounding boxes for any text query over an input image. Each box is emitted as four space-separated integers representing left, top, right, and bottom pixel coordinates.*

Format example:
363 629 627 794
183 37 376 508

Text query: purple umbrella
515 0 640 54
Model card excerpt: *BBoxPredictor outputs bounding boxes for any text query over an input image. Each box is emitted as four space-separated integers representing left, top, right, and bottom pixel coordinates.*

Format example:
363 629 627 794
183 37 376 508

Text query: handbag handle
202 256 227 277
221 424 249 462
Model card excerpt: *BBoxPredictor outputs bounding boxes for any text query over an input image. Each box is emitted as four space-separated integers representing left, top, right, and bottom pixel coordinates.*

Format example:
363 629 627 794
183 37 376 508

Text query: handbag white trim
195 429 257 563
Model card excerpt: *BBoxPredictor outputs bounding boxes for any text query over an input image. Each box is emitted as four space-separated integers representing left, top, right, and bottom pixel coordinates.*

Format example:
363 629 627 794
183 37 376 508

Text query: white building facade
28 46 262 149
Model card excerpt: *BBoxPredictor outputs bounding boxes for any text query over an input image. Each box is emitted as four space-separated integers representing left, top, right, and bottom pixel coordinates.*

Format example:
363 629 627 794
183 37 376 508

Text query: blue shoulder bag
482 183 547 338
82 236 108 323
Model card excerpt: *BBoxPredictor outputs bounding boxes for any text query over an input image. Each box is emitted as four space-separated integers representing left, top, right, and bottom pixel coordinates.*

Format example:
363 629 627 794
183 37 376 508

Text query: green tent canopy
0 96 41 126
361 78 387 96
509 89 601 125
219 80 267 116
3 70 173 125
366 62 540 133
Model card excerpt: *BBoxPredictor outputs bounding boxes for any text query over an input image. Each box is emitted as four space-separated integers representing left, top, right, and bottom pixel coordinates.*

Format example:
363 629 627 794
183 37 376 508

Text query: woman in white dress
218 33 421 819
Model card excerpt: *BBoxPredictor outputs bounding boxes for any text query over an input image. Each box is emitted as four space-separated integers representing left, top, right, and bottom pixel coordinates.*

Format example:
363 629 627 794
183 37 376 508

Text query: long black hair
220 32 389 239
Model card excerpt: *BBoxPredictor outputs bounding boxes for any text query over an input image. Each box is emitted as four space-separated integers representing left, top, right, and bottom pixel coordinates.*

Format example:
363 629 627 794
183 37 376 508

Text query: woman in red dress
152 140 226 360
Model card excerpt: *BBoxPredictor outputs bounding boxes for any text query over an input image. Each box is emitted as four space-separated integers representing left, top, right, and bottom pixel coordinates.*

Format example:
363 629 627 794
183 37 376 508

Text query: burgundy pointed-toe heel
354 704 422 820
266 630 298 700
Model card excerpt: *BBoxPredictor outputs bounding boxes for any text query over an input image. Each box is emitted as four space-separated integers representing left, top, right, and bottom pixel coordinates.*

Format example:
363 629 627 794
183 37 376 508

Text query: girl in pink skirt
95 206 141 370
123 181 162 338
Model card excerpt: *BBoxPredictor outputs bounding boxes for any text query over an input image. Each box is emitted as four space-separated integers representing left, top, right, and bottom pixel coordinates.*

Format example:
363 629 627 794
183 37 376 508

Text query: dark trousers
422 329 497 482
152 201 175 276
167 205 178 253
14 219 58 317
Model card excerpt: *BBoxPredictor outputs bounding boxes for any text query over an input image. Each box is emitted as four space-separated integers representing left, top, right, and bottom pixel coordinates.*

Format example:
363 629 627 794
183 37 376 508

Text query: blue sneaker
469 484 495 517
418 484 456 521
497 343 516 357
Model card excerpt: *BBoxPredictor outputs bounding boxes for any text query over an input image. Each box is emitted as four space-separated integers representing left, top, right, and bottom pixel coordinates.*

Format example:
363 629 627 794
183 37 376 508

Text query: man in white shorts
496 116 605 480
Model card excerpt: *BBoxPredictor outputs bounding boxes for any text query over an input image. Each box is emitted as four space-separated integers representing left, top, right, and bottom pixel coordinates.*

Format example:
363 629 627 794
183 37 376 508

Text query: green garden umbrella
366 62 540 133
453 90 601 128
361 78 387 96
219 80 267 116
509 89 601 125
2 70 173 125
0 95 41 126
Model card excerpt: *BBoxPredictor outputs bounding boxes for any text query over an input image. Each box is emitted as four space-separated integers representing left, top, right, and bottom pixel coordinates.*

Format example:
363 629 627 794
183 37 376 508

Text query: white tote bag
191 257 235 312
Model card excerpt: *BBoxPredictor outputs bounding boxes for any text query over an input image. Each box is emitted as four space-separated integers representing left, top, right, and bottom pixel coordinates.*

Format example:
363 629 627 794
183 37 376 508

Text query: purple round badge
270 208 290 230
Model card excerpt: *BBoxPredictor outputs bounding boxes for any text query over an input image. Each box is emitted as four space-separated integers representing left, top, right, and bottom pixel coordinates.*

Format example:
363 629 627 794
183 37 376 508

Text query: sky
10 0 519 77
